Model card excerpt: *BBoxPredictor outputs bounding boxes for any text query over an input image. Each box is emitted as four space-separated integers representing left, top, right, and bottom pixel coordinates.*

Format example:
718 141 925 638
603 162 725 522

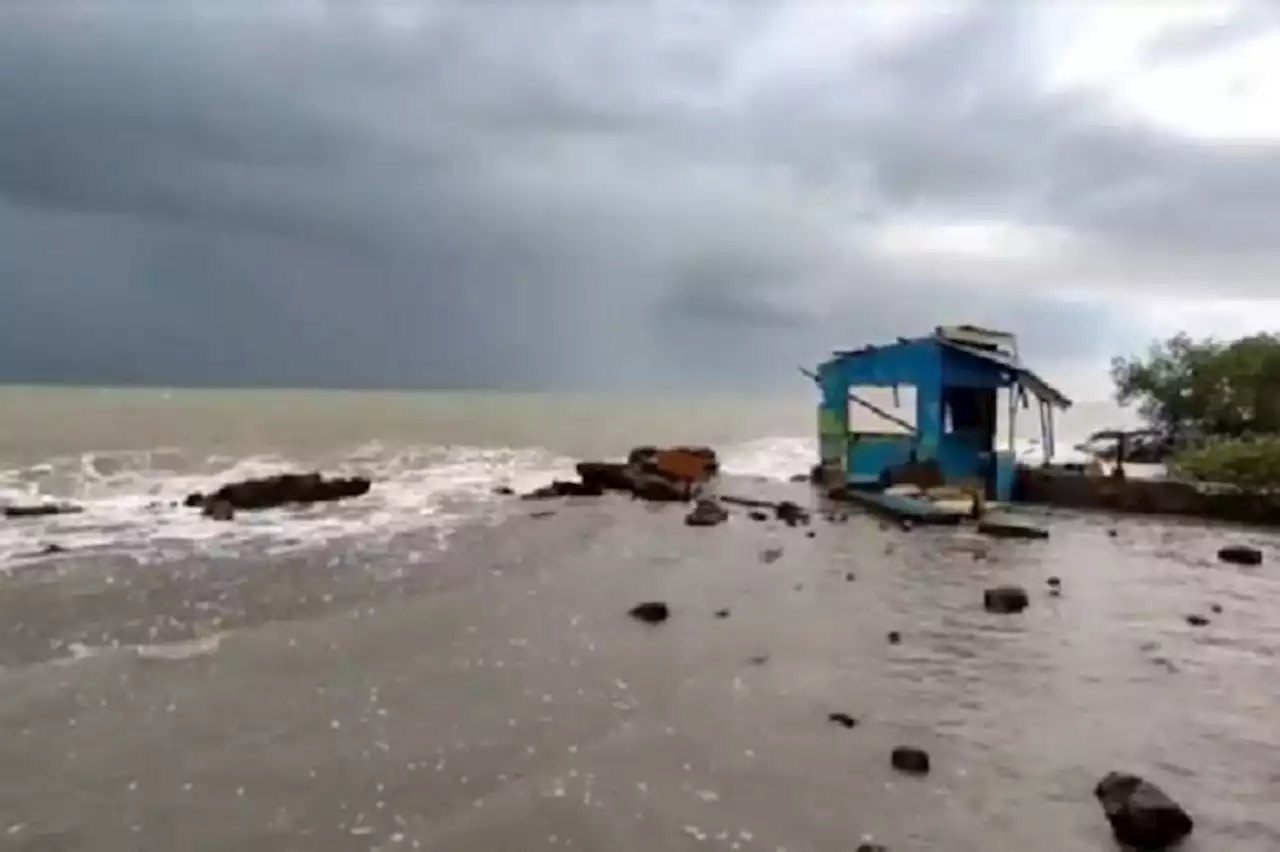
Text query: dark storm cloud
1 1 1277 392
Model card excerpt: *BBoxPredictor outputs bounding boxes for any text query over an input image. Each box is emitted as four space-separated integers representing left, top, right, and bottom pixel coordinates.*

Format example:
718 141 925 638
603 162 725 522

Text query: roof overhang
939 340 1072 409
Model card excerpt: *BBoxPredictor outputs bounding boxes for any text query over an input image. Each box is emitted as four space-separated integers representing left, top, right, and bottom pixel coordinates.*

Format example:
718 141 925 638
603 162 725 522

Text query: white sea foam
0 444 580 566
718 437 817 481
1 431 1098 566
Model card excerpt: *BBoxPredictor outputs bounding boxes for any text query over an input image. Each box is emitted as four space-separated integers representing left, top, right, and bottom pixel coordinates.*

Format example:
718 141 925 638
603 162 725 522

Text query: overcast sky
2 1 1279 396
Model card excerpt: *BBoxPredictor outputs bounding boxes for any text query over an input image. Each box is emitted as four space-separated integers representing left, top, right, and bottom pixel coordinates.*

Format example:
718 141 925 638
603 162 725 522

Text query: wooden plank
833 488 964 526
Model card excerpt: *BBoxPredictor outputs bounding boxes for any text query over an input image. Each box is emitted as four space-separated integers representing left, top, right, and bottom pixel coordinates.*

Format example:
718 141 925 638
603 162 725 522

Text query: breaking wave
0 443 580 565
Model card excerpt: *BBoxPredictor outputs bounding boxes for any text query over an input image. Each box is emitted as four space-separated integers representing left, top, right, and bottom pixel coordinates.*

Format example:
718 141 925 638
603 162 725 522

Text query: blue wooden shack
809 326 1071 502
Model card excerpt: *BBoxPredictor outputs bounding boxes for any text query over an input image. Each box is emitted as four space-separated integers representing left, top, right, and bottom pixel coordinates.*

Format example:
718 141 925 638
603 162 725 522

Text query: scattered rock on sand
828 712 858 729
1217 544 1262 566
887 631 901 644
845 571 856 582
529 510 556 520
40 543 68 555
1107 528 1119 537
1210 603 1223 614
890 746 931 776
628 601 670 624
748 509 769 522
189 473 371 512
685 499 729 527
493 485 515 496
775 501 810 527
714 608 730 619
760 547 783 564
855 844 888 852
1047 576 1061 588
748 654 769 665
1094 771 1193 850
984 585 1030 614
1185 614 1209 627
789 473 809 483
4 503 83 518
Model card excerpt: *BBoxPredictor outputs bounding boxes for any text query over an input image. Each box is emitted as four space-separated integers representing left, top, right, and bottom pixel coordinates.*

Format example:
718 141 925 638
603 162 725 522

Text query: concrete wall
1016 467 1280 526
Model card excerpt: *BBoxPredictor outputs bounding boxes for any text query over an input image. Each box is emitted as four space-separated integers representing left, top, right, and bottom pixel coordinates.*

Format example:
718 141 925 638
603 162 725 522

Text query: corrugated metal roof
939 340 1072 409
821 336 1072 410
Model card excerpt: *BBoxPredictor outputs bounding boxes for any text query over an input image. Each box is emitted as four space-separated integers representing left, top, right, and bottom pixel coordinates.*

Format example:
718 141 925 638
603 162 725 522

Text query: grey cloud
0 1 1277 393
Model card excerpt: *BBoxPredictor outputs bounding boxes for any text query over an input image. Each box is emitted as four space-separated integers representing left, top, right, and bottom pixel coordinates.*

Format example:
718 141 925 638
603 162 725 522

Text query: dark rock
828 712 858 729
628 601 670 624
195 472 371 512
1210 603 1223 614
626 446 659 470
845 572 856 582
748 509 769 522
1049 588 1061 598
855 845 888 852
183 492 205 508
40 543 68 555
576 461 637 492
983 585 1030 614
805 530 816 539
748 653 769 665
530 510 556 520
1217 544 1262 566
203 500 235 521
685 499 729 527
775 501 810 527
1108 528 1119 537
1047 576 1061 588
887 631 901 644
759 547 783 564
789 473 809 483
4 503 83 519
493 485 515 496
1185 614 1209 627
714 608 730 619
1094 771 1193 850
629 474 691 503
523 479 605 500
890 746 930 775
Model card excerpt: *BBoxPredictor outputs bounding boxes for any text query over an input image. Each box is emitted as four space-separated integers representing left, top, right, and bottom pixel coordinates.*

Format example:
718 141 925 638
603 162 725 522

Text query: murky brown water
1 486 1278 851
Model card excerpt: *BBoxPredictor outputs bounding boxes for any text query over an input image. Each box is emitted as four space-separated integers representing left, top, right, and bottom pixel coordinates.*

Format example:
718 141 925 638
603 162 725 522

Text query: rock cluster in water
185 472 372 519
524 446 719 502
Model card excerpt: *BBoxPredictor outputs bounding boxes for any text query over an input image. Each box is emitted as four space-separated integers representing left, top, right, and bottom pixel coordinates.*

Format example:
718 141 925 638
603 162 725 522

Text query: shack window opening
847 385 917 434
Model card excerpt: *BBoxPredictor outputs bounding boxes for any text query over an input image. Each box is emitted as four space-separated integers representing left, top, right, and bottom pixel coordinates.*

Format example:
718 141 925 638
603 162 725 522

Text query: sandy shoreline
1 485 1278 850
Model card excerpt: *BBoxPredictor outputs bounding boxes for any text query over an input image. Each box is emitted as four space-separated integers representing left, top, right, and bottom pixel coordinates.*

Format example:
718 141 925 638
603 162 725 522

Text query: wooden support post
1006 383 1018 452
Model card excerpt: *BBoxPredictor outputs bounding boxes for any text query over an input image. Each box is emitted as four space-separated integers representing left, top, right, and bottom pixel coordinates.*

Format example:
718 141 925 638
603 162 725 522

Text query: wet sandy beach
2 483 1278 851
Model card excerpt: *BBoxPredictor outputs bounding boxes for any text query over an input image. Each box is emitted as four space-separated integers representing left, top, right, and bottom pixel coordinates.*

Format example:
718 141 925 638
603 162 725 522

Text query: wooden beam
800 367 919 435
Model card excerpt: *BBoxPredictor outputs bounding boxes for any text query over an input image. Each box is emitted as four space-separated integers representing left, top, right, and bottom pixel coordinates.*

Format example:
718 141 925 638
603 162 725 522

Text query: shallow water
1 485 1276 851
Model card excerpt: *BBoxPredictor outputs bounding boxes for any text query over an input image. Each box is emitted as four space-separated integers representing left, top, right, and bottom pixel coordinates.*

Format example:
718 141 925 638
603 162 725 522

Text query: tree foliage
1112 330 1280 489
1172 435 1280 493
1110 331 1280 438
